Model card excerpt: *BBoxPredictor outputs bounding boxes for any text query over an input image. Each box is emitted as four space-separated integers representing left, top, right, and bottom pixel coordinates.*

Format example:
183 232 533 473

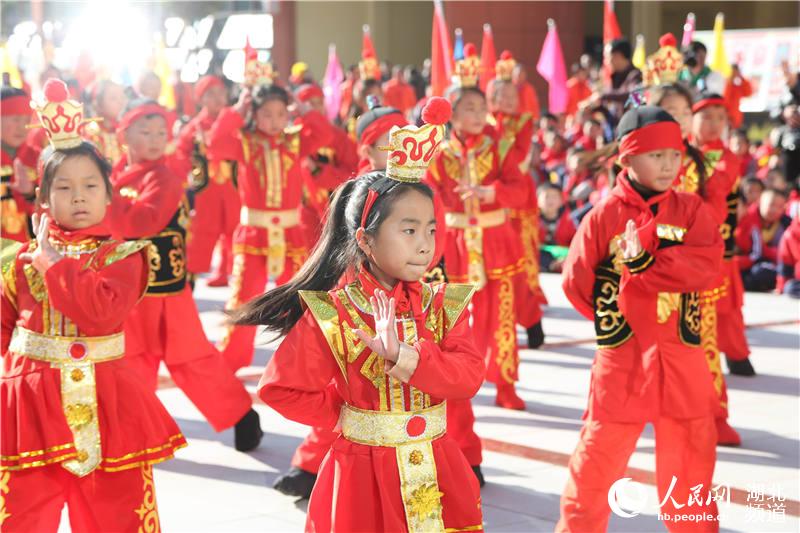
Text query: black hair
649 84 708 194
609 38 632 60
731 128 749 142
1 86 27 100
38 141 113 207
688 41 707 55
763 187 789 200
447 86 485 111
537 181 563 195
246 84 290 131
231 171 434 336
541 112 558 122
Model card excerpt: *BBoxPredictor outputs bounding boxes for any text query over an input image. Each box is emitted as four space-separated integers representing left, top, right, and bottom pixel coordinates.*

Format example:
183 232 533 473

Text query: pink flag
536 19 568 114
681 12 696 48
323 43 343 122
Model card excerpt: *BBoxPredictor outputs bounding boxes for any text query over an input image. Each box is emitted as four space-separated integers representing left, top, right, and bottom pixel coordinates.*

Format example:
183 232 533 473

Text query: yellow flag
632 34 646 70
0 44 23 89
154 37 176 110
710 12 731 78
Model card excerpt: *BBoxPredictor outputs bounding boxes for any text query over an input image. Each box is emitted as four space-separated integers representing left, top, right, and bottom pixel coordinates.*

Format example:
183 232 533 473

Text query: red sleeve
407 307 484 399
777 227 798 292
207 107 245 163
561 207 607 320
1 274 18 356
44 249 147 335
169 121 199 180
623 202 723 293
704 154 739 225
313 128 358 190
297 110 335 159
513 116 534 162
257 311 343 430
109 168 184 237
492 148 531 209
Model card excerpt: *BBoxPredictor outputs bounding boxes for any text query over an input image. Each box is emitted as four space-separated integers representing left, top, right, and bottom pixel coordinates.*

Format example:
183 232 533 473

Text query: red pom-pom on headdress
500 50 514 61
421 96 452 125
463 43 477 58
43 79 69 103
659 33 677 48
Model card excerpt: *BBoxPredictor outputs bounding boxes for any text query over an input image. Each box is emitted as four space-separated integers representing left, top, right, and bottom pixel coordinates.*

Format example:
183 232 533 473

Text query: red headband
359 113 407 148
618 121 685 159
2 95 32 116
295 84 324 103
360 189 380 229
116 103 173 135
195 75 224 101
692 97 726 114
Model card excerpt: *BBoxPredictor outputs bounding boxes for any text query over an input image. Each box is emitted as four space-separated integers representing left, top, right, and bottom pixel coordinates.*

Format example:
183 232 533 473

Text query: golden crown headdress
495 50 516 81
243 40 276 87
643 33 684 86
31 78 94 150
384 97 451 183
453 43 481 88
359 25 381 81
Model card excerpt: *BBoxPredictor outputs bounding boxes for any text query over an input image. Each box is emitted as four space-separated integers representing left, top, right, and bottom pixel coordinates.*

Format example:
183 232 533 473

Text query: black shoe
727 356 756 377
526 321 545 349
471 465 485 488
273 467 317 499
234 409 264 452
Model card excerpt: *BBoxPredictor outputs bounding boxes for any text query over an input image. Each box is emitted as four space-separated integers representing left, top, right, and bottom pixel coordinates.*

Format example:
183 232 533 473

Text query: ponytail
684 140 708 196
229 171 433 337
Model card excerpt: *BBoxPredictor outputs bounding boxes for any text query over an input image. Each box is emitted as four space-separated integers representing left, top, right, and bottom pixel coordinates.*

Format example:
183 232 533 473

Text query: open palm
353 289 400 363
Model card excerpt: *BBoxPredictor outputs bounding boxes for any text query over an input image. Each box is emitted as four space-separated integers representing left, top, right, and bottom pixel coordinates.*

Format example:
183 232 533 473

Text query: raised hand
453 184 496 204
11 160 34 196
18 213 63 273
353 289 400 363
234 88 253 118
619 219 643 260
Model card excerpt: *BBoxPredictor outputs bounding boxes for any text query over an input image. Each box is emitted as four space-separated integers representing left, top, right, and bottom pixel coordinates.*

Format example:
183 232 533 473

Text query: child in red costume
691 92 753 445
557 106 722 533
1 80 185 532
207 80 333 372
236 100 485 532
777 216 800 297
736 188 792 291
271 101 409 500
109 98 263 452
490 49 547 349
1 87 38 242
83 79 127 164
174 75 241 287
294 83 358 245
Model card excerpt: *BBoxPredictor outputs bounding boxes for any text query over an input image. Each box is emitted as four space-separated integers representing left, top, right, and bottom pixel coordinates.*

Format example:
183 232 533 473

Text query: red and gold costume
493 106 547 328
83 121 123 164
558 171 722 532
109 153 253 432
777 217 800 295
207 104 333 371
259 270 484 532
175 96 241 280
1 223 186 531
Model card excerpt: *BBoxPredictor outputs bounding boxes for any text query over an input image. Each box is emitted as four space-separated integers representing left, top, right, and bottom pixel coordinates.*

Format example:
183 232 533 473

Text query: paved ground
61 272 800 532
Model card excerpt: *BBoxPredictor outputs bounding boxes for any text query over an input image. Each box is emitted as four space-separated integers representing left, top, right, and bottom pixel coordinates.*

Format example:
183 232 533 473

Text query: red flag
360 25 381 80
430 0 453 97
536 19 568 114
603 0 622 44
244 36 257 63
479 23 496 91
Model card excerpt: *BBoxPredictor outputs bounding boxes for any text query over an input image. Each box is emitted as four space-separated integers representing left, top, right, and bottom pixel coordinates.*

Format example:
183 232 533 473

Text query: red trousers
221 250 305 371
186 181 240 275
557 417 719 533
473 275 520 384
511 209 546 328
292 426 339 473
1 464 161 533
715 258 750 361
125 291 252 432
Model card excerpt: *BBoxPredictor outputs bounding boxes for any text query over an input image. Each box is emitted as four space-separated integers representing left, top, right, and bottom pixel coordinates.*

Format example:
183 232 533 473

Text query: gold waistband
9 327 125 364
340 402 446 447
240 207 299 229
445 208 508 229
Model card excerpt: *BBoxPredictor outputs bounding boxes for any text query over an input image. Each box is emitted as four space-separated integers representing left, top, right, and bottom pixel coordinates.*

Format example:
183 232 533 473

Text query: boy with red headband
173 75 241 287
294 83 358 244
109 98 264 452
558 106 722 532
691 92 752 447
1 87 38 242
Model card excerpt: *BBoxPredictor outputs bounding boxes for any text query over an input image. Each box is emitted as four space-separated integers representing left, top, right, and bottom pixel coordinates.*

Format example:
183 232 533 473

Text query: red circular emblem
468 217 478 226
68 342 88 361
271 216 281 225
405 415 427 437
